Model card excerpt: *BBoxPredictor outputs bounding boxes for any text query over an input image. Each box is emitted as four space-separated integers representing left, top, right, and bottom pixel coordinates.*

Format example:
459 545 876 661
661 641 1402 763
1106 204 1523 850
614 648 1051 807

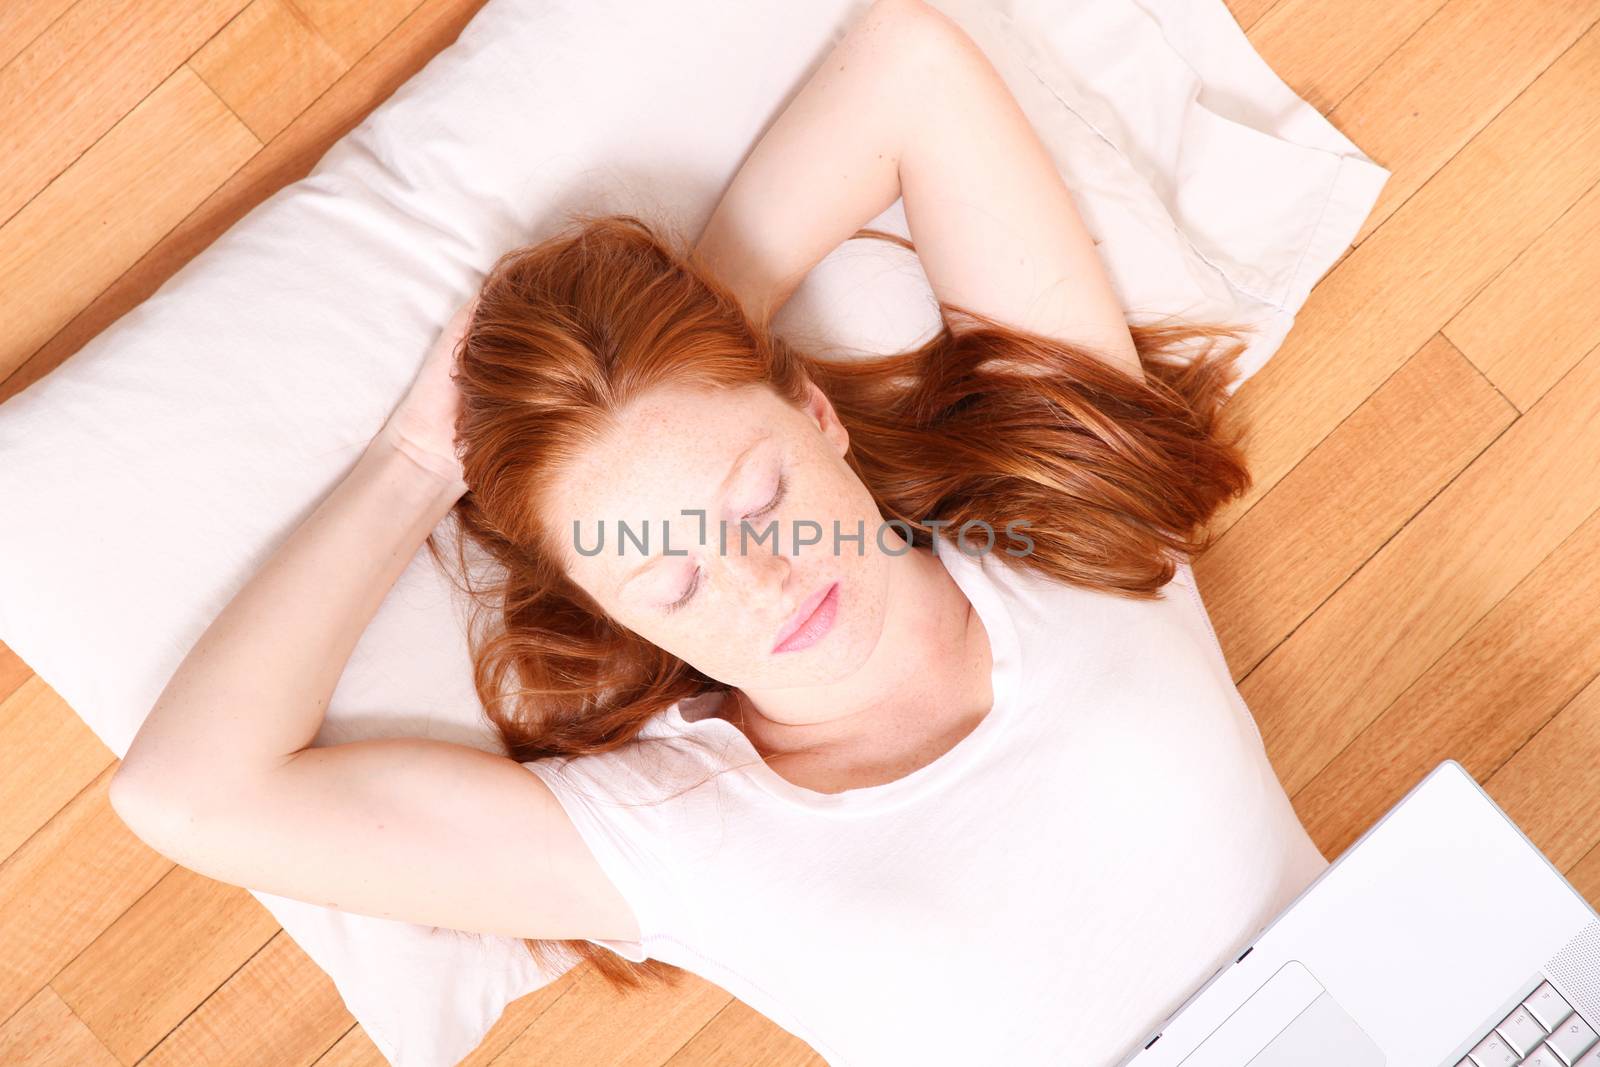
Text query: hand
378 295 479 493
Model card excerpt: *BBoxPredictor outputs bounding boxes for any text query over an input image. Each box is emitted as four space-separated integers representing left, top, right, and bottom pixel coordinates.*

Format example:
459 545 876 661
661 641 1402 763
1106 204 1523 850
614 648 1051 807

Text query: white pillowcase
0 0 1386 1062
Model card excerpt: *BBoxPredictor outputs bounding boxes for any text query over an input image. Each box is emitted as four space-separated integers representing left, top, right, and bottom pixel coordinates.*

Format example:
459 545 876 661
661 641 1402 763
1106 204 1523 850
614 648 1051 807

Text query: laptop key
1498 1005 1550 1057
1468 1031 1520 1066
1526 982 1576 1031
1577 1043 1600 1067
1547 1015 1599 1064
1524 1048 1567 1067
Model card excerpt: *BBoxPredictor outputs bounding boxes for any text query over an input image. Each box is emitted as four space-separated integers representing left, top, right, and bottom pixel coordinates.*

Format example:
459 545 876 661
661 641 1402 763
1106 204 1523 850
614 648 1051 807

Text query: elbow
108 765 170 842
110 758 274 867
108 764 203 858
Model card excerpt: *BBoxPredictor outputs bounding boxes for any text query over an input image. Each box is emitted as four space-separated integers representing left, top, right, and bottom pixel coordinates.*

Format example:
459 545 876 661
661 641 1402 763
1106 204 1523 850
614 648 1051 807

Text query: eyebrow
619 431 772 587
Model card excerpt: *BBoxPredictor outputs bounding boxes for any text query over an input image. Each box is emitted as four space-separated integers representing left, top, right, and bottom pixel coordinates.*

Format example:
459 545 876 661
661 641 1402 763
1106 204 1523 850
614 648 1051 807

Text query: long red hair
422 211 1253 991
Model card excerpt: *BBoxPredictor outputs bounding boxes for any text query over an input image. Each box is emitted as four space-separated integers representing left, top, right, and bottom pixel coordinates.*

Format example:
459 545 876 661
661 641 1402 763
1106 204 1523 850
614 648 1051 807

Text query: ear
801 379 850 458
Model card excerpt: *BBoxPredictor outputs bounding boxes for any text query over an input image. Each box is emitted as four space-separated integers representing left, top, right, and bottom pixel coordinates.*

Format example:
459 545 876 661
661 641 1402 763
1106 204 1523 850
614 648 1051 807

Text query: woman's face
545 380 893 689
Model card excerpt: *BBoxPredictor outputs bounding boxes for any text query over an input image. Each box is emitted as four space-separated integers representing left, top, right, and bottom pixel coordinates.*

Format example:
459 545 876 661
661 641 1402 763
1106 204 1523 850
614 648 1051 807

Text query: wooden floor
3 0 1599 1062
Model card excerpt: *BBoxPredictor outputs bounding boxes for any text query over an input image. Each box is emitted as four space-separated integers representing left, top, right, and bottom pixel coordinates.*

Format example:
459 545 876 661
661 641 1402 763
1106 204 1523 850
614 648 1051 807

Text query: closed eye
747 469 788 521
663 469 788 615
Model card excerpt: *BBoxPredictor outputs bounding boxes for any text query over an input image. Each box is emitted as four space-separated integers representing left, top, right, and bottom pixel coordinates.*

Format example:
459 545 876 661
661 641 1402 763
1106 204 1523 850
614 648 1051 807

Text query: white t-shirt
523 532 1329 1066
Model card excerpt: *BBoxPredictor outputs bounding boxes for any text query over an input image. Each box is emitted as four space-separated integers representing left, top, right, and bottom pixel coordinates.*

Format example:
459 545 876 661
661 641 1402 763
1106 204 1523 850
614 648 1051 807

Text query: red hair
422 211 1252 991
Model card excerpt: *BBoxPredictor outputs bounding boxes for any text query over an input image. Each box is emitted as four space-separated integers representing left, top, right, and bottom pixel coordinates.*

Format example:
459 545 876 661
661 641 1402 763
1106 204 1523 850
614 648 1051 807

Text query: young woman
111 0 1328 1062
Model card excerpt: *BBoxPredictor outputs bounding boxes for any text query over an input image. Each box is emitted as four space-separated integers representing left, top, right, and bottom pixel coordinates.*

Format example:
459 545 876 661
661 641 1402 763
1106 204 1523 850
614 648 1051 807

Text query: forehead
548 382 792 573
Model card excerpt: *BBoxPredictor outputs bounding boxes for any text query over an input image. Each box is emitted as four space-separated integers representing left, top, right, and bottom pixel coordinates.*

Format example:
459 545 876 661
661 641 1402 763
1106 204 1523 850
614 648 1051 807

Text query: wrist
369 422 469 500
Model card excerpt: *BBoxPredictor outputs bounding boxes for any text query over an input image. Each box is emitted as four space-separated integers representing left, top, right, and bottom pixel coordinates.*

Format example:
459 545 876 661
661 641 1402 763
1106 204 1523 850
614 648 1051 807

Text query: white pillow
0 0 1386 1062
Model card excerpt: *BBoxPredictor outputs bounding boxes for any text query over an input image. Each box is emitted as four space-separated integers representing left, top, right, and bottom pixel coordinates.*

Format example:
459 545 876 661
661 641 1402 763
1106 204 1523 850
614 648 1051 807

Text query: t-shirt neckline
664 533 1023 815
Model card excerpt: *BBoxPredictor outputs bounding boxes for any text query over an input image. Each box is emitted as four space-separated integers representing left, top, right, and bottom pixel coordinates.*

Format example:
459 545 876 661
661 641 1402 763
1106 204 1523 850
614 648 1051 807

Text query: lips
772 580 840 653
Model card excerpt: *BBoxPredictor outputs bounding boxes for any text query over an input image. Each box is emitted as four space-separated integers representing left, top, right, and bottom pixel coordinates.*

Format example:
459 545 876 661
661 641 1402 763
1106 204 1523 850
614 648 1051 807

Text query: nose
715 527 793 600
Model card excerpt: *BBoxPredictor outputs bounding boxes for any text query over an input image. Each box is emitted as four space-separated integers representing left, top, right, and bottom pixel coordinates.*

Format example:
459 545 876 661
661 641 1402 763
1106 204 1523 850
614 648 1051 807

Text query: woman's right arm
109 433 640 944
115 734 641 943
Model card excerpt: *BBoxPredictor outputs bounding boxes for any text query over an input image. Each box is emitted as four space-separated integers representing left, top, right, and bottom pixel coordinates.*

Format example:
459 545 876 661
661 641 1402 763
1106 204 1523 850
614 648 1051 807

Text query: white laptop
1119 759 1600 1067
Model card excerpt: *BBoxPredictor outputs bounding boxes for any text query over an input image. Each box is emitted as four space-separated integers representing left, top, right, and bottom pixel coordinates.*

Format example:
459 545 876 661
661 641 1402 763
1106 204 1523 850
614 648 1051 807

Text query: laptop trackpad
1179 961 1384 1066
1247 990 1385 1065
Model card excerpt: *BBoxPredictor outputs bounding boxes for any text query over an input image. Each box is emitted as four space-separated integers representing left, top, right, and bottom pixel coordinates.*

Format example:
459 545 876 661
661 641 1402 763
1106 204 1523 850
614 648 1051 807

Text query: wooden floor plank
1294 503 1600 857
1335 0 1600 244
490 964 729 1067
1210 22 1600 538
190 0 350 143
326 961 586 1067
0 766 170 1026
1245 0 1445 113
0 987 120 1067
139 931 350 1067
0 643 33 706
1200 334 1514 678
1444 178 1600 411
0 676 116 866
661 999 825 1067
0 0 76 71
1485 672 1600 872
286 0 427 63
309 1024 391 1067
1225 0 1285 34
1571 844 1600 910
0 66 258 383
52 865 279 1064
1250 341 1600 799
0 0 251 227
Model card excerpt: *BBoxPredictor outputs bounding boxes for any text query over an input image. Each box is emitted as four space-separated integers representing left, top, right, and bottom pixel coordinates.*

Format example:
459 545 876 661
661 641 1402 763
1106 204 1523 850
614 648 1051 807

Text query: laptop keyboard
1455 978 1600 1066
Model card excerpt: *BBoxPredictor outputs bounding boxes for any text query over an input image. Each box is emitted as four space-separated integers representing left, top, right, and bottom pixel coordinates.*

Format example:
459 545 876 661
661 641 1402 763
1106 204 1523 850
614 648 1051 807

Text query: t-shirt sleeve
1166 556 1267 747
520 749 703 963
